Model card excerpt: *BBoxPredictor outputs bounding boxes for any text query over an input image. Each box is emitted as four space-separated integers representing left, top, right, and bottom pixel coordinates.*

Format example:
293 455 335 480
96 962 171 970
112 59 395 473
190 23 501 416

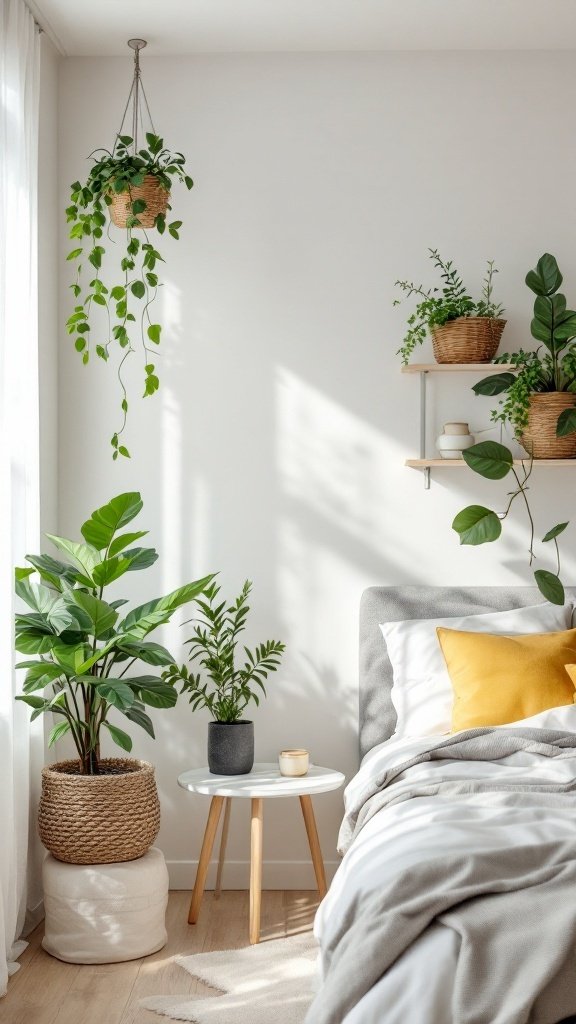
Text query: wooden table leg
299 794 327 899
249 798 264 944
188 795 224 924
214 797 231 900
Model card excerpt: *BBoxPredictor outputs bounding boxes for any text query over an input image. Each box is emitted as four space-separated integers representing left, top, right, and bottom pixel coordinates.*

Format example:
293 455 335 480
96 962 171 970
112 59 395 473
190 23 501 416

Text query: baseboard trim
167 859 340 890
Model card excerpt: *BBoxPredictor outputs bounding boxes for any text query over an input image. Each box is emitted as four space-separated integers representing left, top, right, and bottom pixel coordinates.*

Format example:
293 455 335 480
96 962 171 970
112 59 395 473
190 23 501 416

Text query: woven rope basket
431 317 506 364
108 175 170 229
39 758 160 865
520 392 576 460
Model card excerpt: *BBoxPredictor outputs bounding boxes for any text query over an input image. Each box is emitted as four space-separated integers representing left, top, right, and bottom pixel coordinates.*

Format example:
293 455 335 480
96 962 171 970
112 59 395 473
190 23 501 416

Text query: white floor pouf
42 846 169 963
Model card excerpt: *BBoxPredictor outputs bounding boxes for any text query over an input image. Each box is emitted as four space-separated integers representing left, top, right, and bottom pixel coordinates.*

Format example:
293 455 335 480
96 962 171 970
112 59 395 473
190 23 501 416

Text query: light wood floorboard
0 891 319 1024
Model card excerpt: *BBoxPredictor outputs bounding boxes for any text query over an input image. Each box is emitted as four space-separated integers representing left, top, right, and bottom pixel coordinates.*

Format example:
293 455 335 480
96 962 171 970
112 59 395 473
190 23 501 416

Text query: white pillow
380 601 574 740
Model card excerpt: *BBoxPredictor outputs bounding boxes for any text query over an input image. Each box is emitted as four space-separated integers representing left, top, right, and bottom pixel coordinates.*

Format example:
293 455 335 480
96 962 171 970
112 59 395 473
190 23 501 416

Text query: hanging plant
65 40 193 459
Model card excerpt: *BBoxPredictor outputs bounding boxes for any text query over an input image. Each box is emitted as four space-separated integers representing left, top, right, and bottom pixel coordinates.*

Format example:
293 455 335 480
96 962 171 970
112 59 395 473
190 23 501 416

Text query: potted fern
15 492 213 863
472 253 576 459
164 581 285 775
394 249 506 364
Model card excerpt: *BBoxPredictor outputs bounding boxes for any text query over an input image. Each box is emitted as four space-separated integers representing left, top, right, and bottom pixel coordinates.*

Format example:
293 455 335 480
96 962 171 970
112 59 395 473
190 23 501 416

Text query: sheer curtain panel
0 0 41 996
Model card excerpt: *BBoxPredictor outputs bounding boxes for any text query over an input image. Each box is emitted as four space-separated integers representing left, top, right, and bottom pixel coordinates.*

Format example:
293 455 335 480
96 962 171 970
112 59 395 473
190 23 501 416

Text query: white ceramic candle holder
278 749 309 777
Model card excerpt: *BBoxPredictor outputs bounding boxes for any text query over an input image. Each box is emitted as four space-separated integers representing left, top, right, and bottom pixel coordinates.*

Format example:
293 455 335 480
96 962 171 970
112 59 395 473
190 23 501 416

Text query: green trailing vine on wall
66 132 193 459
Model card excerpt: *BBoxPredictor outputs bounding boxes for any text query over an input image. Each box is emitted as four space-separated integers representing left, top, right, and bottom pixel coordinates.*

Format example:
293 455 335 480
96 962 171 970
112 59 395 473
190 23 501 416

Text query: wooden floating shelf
401 363 515 374
406 458 576 468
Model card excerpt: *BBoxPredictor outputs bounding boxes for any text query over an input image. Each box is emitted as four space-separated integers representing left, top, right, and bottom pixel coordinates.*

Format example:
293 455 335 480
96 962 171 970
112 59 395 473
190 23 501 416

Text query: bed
307 586 576 1024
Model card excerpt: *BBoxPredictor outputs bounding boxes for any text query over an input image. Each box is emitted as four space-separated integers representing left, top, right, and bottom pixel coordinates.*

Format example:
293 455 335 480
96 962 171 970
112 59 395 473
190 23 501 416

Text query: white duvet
314 705 576 1024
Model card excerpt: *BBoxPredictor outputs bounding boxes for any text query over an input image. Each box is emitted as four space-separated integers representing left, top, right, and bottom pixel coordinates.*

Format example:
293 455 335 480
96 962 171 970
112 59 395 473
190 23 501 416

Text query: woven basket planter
431 317 506 364
520 392 576 460
38 758 160 865
108 174 170 229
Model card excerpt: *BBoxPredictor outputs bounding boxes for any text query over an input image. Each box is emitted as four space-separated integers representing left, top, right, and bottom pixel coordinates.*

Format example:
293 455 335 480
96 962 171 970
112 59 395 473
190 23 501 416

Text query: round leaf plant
66 133 193 459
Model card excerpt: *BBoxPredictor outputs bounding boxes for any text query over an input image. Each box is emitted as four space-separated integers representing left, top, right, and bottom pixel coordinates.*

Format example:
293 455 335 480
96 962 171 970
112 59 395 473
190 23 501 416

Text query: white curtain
0 0 41 996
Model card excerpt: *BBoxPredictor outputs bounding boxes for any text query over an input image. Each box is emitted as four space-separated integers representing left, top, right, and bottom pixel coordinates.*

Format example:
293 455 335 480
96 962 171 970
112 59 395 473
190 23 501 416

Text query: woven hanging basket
38 758 160 865
519 392 576 460
108 174 170 229
431 317 506 364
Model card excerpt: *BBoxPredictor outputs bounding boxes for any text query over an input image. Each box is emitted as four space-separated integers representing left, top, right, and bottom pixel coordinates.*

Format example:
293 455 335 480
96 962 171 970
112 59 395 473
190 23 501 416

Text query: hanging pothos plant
65 130 193 459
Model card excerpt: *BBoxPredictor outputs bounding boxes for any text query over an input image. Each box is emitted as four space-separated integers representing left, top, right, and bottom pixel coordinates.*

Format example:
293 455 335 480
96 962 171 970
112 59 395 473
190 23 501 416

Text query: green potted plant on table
472 253 576 459
394 249 506 365
66 131 193 460
15 491 213 864
164 580 285 775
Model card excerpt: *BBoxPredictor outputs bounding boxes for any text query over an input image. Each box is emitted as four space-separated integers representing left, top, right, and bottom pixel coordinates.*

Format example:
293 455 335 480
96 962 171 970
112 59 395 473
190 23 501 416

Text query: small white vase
436 422 475 459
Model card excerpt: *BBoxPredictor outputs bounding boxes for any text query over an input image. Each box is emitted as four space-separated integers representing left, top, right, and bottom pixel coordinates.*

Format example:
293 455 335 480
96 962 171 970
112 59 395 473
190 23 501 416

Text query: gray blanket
306 728 576 1024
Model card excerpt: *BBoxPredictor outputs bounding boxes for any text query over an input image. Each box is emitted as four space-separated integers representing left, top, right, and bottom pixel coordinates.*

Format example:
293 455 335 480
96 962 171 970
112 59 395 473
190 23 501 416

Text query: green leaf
147 324 161 344
45 534 101 584
128 675 178 709
542 522 569 543
15 632 56 655
122 703 155 739
131 199 147 215
118 134 133 146
67 248 83 261
534 569 565 606
92 554 135 588
122 546 158 571
103 721 133 752
110 286 126 300
118 575 215 638
81 492 143 549
65 591 118 638
131 280 146 299
462 441 513 480
107 530 148 558
525 253 563 297
184 175 194 190
51 640 90 674
452 505 502 545
472 372 516 397
22 662 63 693
16 694 49 710
25 553 78 590
96 679 135 711
15 578 78 634
48 721 71 747
557 407 576 438
116 639 174 666
15 567 34 580
155 214 165 234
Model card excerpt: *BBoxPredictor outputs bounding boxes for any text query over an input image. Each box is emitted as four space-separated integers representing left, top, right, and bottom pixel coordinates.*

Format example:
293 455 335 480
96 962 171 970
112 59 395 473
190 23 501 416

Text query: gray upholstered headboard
359 585 576 761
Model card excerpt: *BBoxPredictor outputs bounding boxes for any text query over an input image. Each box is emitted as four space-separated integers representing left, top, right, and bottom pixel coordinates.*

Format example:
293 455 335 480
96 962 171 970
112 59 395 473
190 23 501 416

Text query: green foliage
452 443 568 604
473 254 576 438
66 133 194 457
164 580 285 723
394 250 504 364
14 492 214 774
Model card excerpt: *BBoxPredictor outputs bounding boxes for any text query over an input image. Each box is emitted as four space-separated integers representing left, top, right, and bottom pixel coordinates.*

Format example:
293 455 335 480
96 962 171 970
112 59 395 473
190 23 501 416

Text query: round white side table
178 762 345 944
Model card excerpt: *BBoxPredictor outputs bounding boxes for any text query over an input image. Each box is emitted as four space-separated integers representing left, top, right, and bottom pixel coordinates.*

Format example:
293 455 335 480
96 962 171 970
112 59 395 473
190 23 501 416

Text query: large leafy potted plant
15 492 213 864
164 581 285 775
394 249 506 365
452 441 569 604
66 132 193 459
473 253 576 458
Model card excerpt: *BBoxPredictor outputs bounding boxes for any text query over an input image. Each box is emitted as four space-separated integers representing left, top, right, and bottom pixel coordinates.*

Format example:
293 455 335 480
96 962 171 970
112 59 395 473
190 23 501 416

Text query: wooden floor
0 890 319 1024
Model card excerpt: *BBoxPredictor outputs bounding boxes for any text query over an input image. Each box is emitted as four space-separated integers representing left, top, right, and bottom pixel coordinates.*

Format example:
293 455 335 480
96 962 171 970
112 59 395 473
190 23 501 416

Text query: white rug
140 931 318 1024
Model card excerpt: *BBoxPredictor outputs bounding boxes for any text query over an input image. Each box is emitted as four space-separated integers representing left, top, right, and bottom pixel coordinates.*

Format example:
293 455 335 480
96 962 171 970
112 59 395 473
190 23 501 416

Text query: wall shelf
403 361 576 485
406 458 576 469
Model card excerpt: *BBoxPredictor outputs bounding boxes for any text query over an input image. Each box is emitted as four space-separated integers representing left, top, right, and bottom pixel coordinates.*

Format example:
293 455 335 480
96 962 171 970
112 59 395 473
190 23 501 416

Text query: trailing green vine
66 132 193 459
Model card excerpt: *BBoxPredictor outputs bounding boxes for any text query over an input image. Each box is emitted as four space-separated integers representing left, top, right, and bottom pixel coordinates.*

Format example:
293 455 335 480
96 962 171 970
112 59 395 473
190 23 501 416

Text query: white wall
57 51 576 887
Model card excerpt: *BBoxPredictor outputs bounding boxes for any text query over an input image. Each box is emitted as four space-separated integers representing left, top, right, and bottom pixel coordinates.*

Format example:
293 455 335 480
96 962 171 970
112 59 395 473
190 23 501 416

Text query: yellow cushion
436 626 576 732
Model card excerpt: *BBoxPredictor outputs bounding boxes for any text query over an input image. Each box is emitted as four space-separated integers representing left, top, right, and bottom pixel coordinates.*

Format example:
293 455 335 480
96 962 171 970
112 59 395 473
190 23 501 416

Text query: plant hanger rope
66 39 193 459
115 39 157 155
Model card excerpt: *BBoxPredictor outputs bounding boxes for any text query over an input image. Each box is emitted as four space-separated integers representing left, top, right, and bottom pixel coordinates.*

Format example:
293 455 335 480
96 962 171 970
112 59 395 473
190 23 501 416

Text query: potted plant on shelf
164 580 285 775
452 440 569 604
15 491 214 864
472 253 576 459
66 131 193 460
394 249 506 365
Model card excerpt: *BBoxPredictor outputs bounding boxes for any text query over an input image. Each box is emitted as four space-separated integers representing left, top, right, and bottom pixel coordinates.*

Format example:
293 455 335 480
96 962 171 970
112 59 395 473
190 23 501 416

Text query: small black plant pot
208 721 254 776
